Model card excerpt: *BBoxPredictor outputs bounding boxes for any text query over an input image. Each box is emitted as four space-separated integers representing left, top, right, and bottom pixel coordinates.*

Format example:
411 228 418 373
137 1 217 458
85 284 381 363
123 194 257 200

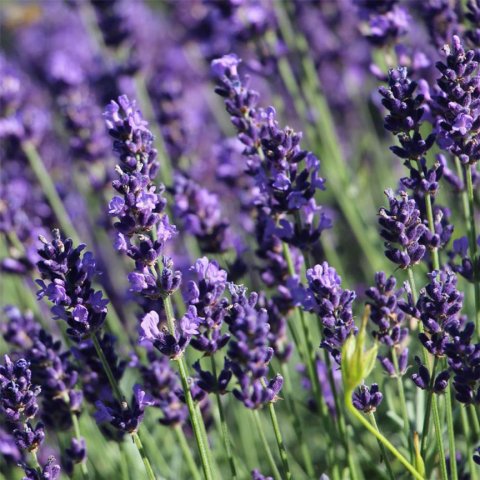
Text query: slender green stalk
132 432 156 480
445 381 458 480
252 410 282 480
23 141 79 243
465 164 480 332
210 357 237 479
175 426 202 480
368 413 396 480
460 407 477 480
91 334 156 480
345 397 424 479
163 296 214 480
392 349 411 451
280 364 315 477
424 193 440 270
119 443 130 480
420 358 437 456
470 404 480 437
266 400 292 479
431 395 448 480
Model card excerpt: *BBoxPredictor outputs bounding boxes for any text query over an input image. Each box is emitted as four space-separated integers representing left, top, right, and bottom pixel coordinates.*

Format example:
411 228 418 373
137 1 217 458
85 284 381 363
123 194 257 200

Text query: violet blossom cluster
211 53 331 254
294 262 357 365
0 355 61 479
35 230 109 339
224 285 283 409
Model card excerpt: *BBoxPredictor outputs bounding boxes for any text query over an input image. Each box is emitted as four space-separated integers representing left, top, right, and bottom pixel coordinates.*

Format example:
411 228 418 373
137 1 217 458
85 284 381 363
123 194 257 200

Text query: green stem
210 357 237 479
420 357 437 456
392 349 411 450
431 393 448 480
266 399 292 479
369 413 396 480
424 193 440 270
252 410 282 480
461 407 477 480
23 141 79 243
346 396 424 479
132 431 157 480
280 364 315 477
470 404 480 437
175 426 202 480
445 380 458 480
163 296 214 480
465 164 480 332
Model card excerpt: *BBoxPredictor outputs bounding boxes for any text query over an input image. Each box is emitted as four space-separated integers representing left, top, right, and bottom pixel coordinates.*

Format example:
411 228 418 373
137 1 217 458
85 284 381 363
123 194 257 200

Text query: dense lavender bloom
380 67 435 161
403 270 463 357
295 262 356 364
95 384 154 433
0 356 40 423
212 54 330 250
433 36 480 164
35 230 108 339
378 190 427 268
225 285 283 409
140 352 188 427
466 1 480 56
105 95 180 300
172 173 232 253
366 272 407 346
187 258 230 355
352 383 383 413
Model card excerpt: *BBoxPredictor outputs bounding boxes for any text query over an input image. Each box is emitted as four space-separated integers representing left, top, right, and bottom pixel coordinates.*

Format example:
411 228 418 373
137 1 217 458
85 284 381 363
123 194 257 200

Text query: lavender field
2 1 480 479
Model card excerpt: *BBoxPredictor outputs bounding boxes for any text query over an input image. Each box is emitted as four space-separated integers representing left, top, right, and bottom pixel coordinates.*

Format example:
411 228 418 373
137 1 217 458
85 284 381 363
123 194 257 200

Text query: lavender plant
5 2 480 480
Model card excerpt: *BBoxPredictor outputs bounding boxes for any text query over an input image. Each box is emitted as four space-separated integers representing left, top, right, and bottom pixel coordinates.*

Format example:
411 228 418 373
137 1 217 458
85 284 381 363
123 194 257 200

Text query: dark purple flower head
411 357 450 394
0 356 40 423
433 36 480 164
1 306 39 350
21 456 61 480
379 348 409 377
193 360 232 395
139 309 199 360
64 437 87 476
449 236 476 282
36 230 108 339
295 262 356 364
95 384 154 433
403 269 464 357
366 272 407 347
187 258 230 355
225 284 283 409
379 189 427 268
14 421 45 452
352 383 383 413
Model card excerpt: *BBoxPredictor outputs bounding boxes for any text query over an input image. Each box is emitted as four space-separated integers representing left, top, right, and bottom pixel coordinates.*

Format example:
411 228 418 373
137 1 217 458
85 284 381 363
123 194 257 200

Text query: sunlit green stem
163 296 214 480
175 426 202 480
392 349 411 452
280 364 315 477
368 413 395 480
445 380 458 480
461 407 477 480
252 410 282 480
465 164 480 332
345 395 424 479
